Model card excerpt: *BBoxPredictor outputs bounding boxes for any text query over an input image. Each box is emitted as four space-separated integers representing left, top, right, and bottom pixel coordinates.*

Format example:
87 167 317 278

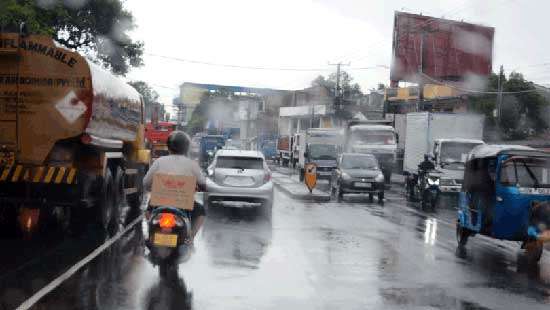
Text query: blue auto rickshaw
457 145 550 264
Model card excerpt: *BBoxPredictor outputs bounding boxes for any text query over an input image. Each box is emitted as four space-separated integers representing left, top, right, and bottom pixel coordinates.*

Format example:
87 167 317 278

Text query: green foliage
0 0 143 75
468 71 550 139
311 70 363 98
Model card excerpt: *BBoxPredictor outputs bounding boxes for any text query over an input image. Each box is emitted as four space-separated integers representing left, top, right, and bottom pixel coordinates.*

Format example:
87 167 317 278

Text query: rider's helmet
167 131 191 155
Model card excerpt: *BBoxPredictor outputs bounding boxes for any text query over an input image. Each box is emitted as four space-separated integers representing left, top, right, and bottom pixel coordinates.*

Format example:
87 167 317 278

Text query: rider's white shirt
143 155 206 191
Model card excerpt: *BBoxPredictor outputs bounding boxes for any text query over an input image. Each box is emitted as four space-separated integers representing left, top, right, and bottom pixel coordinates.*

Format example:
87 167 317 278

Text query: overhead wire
145 53 331 72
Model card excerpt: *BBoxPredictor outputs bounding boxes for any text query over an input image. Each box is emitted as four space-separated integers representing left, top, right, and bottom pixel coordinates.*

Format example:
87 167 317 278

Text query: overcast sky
125 0 550 111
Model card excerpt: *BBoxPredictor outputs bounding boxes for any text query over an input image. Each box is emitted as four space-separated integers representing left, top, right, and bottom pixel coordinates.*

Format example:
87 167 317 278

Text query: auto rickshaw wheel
524 241 543 264
456 221 470 247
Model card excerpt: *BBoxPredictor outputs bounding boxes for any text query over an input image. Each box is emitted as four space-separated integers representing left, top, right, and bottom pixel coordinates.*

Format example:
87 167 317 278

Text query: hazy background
125 0 548 110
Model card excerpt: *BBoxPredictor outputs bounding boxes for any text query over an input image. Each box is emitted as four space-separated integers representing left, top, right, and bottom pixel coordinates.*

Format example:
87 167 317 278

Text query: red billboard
390 12 494 86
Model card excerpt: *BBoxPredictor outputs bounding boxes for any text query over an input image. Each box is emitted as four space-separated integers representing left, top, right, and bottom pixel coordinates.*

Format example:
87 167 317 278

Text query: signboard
304 163 317 193
149 174 196 210
390 12 494 85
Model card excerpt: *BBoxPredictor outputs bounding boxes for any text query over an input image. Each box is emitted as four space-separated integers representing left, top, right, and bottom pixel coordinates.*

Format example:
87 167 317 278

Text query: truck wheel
69 206 86 236
98 169 115 236
0 206 17 237
109 166 125 234
127 166 145 210
299 169 305 182
114 167 126 207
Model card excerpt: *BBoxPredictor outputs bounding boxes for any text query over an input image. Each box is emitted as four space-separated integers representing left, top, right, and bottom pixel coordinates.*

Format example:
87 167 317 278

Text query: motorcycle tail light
159 213 176 229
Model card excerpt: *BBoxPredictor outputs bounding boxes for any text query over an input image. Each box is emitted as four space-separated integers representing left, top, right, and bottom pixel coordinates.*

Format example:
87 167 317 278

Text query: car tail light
159 213 176 229
264 171 272 183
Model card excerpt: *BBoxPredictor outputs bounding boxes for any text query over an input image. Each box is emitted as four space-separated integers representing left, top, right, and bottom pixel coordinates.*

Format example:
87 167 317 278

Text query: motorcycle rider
416 154 436 187
143 131 206 244
418 154 435 175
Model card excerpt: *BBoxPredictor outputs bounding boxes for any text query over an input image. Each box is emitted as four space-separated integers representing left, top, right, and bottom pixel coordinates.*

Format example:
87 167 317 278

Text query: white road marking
15 214 144 310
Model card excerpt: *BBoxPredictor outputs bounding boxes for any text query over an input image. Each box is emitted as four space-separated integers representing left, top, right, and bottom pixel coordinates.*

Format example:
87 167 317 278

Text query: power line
348 65 389 70
145 53 388 73
146 53 331 72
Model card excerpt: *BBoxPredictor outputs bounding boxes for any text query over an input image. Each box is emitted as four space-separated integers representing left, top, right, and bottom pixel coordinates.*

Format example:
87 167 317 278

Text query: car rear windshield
341 156 378 169
216 156 264 169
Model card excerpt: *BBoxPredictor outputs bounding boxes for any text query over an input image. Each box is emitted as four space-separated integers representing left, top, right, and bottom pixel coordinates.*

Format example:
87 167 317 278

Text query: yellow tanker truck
0 32 150 236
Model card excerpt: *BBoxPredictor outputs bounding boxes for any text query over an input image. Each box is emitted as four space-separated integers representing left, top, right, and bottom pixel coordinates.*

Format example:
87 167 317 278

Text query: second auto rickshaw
457 145 550 264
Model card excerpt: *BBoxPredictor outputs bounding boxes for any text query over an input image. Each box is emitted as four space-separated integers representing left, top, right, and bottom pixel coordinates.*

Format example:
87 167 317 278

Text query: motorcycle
145 206 194 277
407 170 441 211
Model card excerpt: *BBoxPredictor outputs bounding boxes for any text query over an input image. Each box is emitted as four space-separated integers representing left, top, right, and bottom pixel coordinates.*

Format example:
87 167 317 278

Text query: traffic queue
266 113 550 266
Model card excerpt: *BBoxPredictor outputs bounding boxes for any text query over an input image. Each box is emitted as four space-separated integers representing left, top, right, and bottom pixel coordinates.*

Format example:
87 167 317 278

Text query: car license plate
153 233 178 247
354 182 371 188
224 176 254 187
0 151 14 166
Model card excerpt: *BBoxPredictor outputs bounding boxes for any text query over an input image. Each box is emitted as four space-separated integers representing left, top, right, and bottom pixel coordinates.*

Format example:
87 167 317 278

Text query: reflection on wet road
1 188 550 309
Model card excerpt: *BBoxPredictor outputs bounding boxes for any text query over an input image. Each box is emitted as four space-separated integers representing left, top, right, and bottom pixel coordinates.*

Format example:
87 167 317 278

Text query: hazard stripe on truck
0 166 77 184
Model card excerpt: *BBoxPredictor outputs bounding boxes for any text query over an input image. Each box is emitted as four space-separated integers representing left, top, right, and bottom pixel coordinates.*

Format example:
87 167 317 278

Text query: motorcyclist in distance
417 154 436 185
143 131 206 244
418 154 435 172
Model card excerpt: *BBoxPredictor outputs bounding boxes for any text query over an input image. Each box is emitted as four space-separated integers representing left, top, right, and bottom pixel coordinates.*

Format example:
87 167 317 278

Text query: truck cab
432 138 484 193
298 128 343 182
345 123 397 183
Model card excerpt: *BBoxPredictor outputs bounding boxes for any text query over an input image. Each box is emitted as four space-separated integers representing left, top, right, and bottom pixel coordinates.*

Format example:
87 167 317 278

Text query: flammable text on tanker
0 38 78 68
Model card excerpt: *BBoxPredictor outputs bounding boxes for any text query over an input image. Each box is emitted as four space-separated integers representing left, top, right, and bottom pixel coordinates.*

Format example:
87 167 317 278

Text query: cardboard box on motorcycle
150 174 196 210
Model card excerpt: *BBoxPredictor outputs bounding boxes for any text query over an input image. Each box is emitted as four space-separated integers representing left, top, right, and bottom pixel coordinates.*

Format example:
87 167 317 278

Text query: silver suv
205 150 274 215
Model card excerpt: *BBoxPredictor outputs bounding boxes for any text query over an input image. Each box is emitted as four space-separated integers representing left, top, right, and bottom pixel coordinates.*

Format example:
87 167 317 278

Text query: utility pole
246 104 251 149
497 65 504 125
329 62 350 124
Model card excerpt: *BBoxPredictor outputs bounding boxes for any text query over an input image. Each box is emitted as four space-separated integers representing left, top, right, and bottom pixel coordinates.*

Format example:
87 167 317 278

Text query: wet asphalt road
1 183 550 309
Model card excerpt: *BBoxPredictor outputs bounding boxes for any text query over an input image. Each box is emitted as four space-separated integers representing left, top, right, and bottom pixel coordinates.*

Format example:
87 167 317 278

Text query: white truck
276 135 293 167
344 121 398 183
402 112 485 193
296 128 344 182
